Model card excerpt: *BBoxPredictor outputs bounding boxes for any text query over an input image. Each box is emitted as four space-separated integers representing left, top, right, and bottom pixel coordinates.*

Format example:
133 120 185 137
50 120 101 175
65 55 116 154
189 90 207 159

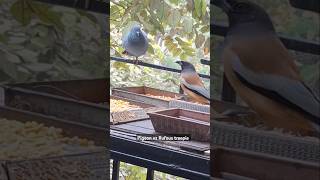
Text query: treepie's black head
215 0 275 32
175 61 196 72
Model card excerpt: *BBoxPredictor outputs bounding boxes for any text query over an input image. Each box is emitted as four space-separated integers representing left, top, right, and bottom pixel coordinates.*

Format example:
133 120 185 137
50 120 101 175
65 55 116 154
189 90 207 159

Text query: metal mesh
169 100 210 113
211 121 320 162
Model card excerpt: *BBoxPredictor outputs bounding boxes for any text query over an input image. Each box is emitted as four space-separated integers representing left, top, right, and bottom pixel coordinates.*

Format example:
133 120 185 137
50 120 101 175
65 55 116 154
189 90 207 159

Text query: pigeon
122 25 148 64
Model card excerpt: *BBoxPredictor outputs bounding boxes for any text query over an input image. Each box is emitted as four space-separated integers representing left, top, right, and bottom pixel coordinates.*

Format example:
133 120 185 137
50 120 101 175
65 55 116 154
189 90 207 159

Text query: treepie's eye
234 3 250 11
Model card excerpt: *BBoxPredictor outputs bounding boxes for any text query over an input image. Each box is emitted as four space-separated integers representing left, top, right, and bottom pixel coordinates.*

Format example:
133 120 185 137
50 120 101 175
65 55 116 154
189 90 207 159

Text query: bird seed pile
0 118 101 161
110 99 141 112
145 94 175 101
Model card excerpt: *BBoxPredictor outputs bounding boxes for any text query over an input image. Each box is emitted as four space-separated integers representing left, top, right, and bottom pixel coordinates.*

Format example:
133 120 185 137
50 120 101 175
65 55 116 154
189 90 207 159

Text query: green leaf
167 42 177 50
164 36 174 47
15 49 39 63
172 47 181 57
169 0 179 5
200 25 210 33
10 0 32 26
77 10 98 23
187 0 194 11
180 53 188 60
0 50 19 79
184 50 195 56
0 34 8 43
195 34 205 48
181 45 194 53
201 0 207 17
168 10 181 26
194 0 202 18
25 63 53 72
29 1 65 31
113 62 128 69
182 17 193 34
65 67 91 78
143 0 150 6
147 45 155 54
194 0 207 18
175 37 190 47
150 0 161 11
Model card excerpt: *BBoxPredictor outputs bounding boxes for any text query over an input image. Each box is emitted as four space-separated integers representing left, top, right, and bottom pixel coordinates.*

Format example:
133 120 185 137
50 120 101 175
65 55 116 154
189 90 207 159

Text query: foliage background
110 0 210 93
0 0 107 84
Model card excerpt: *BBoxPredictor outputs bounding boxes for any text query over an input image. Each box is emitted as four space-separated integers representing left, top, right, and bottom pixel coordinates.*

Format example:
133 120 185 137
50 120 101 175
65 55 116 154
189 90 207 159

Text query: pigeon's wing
142 30 148 41
181 78 210 100
122 33 129 50
228 50 320 125
138 30 149 53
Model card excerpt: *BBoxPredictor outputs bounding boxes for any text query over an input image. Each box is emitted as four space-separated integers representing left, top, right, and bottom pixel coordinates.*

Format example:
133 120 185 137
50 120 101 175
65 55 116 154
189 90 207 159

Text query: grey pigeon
122 25 148 64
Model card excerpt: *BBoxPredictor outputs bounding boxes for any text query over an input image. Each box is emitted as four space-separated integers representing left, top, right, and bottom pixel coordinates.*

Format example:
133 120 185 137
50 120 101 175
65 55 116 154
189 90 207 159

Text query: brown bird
216 0 320 135
176 61 210 104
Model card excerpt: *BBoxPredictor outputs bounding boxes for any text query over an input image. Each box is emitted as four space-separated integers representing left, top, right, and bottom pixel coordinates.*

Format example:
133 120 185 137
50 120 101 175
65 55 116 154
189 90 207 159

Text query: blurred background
0 0 107 84
211 0 320 99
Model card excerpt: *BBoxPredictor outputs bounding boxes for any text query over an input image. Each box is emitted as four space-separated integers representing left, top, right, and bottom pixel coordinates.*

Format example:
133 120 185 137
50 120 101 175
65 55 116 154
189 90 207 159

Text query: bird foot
176 96 187 101
134 59 141 65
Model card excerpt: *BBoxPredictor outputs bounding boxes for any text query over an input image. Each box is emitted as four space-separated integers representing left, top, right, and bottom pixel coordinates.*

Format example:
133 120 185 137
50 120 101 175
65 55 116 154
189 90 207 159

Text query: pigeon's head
215 0 274 32
175 61 196 72
131 25 143 37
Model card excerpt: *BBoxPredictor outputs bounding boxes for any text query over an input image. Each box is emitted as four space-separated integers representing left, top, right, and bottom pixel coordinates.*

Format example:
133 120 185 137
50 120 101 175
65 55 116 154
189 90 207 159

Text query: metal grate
111 56 210 79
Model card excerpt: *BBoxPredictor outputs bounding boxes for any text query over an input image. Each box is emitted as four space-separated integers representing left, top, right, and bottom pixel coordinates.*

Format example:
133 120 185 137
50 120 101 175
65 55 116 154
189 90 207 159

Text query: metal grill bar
112 160 120 180
111 56 211 79
211 23 320 55
110 133 210 179
146 169 154 180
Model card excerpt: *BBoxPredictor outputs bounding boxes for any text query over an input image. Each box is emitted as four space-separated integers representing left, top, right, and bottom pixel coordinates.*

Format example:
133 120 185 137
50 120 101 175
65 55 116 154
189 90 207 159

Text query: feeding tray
0 105 108 179
148 108 210 142
110 96 154 125
169 99 210 113
211 147 320 180
112 86 183 107
211 120 320 163
5 152 107 180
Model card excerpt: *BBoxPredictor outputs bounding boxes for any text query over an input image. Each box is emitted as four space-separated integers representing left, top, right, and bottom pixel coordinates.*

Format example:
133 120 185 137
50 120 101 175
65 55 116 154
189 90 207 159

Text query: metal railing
110 132 210 180
111 56 211 79
109 57 210 180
